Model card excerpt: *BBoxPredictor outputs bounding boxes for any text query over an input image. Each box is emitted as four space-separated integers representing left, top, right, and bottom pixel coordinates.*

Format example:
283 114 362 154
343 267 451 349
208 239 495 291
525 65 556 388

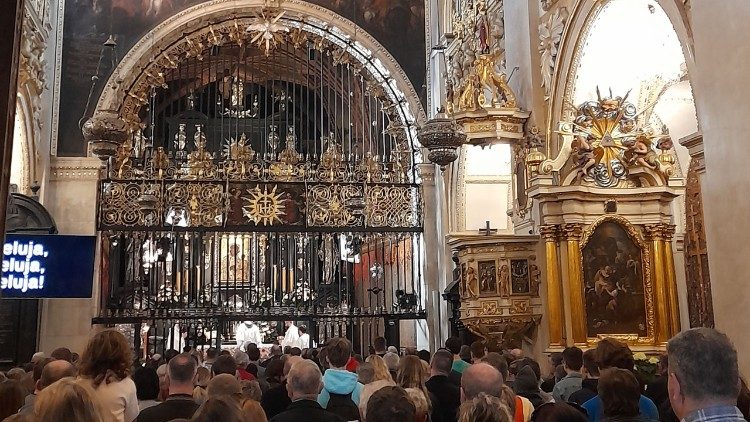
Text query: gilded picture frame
579 215 655 347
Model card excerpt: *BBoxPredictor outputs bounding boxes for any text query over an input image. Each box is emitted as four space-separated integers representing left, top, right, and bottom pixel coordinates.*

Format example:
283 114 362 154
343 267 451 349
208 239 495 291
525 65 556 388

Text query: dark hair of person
79 329 133 387
562 347 583 372
431 349 454 375
531 402 588 422
169 353 197 384
133 367 160 400
667 327 740 401
265 359 284 382
283 346 292 355
211 355 237 376
190 395 248 422
417 349 430 363
299 325 307 334
598 368 640 417
470 341 487 360
164 349 179 362
445 337 462 355
366 385 416 422
0 380 27 420
582 349 600 377
205 347 218 359
549 352 563 367
738 377 750 420
246 345 260 362
326 337 352 368
33 358 54 383
219 350 231 356
290 347 302 356
482 352 509 382
246 363 258 378
517 358 542 381
373 336 386 352
459 345 472 363
51 347 73 363
595 338 634 371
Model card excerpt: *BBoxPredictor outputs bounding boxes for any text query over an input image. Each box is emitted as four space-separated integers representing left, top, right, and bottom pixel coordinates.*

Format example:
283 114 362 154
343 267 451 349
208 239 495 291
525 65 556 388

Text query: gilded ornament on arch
365 185 419 228
306 184 364 227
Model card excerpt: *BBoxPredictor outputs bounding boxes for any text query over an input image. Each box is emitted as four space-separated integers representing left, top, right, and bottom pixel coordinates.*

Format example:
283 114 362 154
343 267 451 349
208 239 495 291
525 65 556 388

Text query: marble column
38 157 102 354
540 224 564 348
418 162 443 352
562 223 586 346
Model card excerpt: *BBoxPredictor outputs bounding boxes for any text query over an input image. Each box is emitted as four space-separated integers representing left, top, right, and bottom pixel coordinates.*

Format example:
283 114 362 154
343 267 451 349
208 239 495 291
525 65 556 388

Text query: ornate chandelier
416 109 467 170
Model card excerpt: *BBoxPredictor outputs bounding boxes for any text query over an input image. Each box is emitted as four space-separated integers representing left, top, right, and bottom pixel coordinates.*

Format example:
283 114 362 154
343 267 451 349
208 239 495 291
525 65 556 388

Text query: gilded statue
187 126 214 178
115 140 133 178
474 54 516 108
152 147 169 179
459 73 480 111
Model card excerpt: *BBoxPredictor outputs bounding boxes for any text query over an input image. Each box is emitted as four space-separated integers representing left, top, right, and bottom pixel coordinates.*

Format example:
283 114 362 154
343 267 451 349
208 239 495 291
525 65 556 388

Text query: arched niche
94 0 426 146
546 0 696 164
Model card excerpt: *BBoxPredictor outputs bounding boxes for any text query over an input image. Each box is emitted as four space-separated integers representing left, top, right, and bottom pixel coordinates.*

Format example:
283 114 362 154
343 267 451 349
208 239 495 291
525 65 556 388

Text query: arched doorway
91 2 427 355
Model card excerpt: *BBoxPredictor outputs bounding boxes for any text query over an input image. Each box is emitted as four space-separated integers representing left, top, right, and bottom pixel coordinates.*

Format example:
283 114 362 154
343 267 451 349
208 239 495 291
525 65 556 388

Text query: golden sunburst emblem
243 185 286 225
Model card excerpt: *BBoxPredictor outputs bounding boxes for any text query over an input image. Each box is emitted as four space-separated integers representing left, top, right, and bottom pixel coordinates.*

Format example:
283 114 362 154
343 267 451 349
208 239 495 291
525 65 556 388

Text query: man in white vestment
281 321 299 349
235 321 263 349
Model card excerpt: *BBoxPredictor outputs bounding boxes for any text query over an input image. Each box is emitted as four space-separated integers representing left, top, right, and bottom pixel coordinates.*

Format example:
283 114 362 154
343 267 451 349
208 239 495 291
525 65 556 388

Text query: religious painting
510 259 530 294
478 260 497 296
58 0 425 156
216 234 251 284
582 221 647 337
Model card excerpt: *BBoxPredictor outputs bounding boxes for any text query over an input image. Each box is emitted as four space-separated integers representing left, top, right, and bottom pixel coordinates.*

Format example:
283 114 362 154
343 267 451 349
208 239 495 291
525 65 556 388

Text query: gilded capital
539 224 560 242
562 223 583 240
643 223 667 241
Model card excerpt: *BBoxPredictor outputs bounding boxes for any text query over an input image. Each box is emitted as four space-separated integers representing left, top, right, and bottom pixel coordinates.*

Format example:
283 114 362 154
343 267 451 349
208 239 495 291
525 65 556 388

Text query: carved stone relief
539 6 568 101
684 159 714 328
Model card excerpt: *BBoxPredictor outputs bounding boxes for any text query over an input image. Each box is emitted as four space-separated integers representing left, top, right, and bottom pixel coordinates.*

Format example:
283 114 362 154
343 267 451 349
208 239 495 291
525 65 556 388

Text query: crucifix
479 220 497 236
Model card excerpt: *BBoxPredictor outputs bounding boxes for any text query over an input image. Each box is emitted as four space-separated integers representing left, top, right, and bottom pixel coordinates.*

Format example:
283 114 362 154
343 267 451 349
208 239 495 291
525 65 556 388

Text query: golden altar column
662 225 681 336
563 223 587 346
540 225 564 348
645 224 671 344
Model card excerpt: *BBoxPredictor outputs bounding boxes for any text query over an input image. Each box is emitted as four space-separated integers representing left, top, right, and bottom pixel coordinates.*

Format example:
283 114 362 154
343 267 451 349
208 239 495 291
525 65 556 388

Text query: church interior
1 0 749 384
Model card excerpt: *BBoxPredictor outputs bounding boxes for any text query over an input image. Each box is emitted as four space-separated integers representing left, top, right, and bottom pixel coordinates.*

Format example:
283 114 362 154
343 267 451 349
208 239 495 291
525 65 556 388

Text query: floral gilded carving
539 7 568 101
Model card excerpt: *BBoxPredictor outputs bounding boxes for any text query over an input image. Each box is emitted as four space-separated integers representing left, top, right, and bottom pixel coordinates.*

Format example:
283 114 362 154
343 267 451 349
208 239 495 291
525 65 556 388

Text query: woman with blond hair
397 355 436 419
35 378 105 422
78 330 139 422
458 393 512 422
365 354 393 382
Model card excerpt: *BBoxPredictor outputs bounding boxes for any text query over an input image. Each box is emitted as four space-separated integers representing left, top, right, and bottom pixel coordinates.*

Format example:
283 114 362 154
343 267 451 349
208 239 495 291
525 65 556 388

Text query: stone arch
94 0 426 147
11 91 38 194
545 0 695 155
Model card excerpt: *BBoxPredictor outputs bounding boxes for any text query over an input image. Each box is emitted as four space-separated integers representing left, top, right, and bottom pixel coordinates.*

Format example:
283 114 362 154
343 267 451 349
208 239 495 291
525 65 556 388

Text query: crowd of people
0 327 747 422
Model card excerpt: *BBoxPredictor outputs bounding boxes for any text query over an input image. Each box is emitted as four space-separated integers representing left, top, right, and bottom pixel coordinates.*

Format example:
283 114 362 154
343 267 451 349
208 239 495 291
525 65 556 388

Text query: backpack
326 392 361 421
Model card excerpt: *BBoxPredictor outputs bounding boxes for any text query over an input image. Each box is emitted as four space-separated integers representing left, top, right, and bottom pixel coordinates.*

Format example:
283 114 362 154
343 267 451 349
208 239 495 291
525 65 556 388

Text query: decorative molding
49 158 102 181
50 0 66 156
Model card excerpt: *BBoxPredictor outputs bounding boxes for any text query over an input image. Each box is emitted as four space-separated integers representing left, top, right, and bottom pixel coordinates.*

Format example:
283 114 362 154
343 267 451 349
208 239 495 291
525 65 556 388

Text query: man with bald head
18 359 77 415
461 362 504 401
262 355 304 418
136 353 200 422
270 359 345 422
